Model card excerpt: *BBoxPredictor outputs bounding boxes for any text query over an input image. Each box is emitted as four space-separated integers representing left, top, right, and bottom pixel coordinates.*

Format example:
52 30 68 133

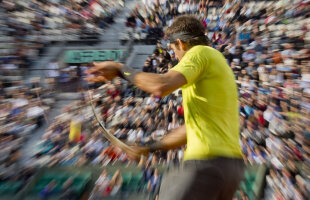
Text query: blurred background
0 0 309 199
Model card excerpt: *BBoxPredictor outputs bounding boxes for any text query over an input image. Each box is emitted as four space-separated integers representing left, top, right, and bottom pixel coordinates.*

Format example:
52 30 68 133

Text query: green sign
65 50 126 63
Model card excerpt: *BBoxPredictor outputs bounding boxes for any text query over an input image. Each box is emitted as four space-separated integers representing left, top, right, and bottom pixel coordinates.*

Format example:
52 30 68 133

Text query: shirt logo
124 72 131 76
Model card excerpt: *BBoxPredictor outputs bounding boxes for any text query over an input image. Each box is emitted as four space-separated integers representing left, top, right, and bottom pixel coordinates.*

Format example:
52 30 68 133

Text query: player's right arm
85 61 187 97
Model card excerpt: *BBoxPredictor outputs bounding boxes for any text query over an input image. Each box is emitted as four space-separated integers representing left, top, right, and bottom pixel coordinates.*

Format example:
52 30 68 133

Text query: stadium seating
0 181 23 194
23 171 91 199
0 181 23 200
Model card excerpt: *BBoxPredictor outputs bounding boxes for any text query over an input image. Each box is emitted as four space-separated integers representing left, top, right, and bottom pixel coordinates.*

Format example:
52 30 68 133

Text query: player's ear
174 39 181 50
177 39 187 51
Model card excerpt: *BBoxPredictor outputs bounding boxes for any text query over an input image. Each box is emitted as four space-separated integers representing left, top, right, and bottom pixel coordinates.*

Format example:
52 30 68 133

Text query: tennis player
86 15 244 200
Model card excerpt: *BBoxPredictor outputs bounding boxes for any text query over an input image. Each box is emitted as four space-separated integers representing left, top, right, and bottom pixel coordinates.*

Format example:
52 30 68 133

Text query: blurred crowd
0 0 123 75
30 76 185 166
0 0 310 199
24 77 182 198
0 77 54 186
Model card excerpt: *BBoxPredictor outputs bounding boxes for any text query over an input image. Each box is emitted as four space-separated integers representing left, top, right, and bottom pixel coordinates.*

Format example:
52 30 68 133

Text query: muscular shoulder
187 45 214 56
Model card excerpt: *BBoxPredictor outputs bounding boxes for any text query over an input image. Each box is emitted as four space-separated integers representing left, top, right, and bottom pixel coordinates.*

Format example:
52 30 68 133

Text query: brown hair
165 15 210 46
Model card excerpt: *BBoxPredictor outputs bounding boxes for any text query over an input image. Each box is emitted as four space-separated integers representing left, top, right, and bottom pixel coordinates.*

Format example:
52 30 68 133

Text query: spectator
39 180 56 200
90 169 111 199
147 168 161 193
59 177 77 200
